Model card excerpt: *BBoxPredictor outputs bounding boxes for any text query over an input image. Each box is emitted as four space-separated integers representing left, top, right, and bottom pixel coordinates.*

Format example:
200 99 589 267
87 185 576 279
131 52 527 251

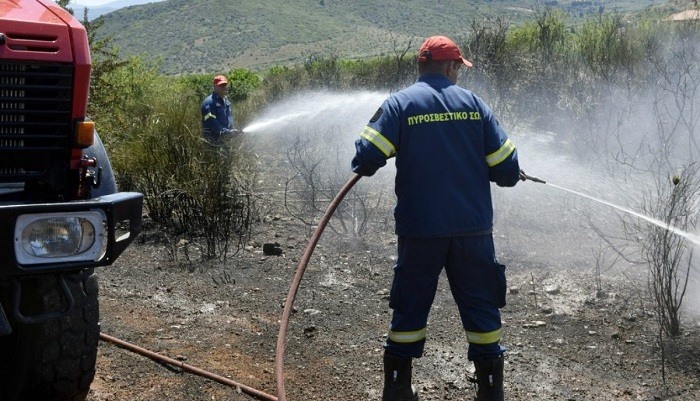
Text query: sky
52 0 167 19
64 0 165 7
70 0 116 5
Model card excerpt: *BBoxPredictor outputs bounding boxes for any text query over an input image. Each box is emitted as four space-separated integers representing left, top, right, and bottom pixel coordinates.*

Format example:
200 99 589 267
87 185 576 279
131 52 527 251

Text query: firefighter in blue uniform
201 74 236 144
351 36 522 401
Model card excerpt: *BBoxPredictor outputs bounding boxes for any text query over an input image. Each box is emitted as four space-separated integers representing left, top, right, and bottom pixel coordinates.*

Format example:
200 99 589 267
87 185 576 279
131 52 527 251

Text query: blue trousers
385 235 506 361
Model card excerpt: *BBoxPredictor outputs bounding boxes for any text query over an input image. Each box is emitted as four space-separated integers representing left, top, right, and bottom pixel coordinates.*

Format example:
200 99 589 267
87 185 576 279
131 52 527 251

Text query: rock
304 326 317 338
545 285 561 295
523 321 547 328
376 288 389 296
263 242 283 255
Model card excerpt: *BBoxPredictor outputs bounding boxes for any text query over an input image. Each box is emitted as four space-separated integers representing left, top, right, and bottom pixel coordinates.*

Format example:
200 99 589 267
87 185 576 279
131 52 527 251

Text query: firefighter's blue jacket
201 93 234 141
352 74 520 237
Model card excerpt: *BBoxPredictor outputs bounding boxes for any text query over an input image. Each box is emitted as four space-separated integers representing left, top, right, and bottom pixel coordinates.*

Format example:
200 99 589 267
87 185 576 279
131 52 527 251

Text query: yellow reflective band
360 126 396 158
485 139 515 167
465 328 502 345
388 327 427 343
203 112 216 121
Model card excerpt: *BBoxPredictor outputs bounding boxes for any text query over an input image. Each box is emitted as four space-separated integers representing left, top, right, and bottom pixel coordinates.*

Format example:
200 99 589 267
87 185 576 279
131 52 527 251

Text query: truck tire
0 269 100 401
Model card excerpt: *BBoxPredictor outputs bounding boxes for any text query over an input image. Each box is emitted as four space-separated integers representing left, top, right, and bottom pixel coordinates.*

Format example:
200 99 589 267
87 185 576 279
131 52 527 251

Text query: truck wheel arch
84 131 118 198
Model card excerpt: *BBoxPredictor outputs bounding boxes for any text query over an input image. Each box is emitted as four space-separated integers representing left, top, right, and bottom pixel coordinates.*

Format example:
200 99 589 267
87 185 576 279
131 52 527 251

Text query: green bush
92 58 254 260
178 69 261 101
226 69 262 101
576 14 642 82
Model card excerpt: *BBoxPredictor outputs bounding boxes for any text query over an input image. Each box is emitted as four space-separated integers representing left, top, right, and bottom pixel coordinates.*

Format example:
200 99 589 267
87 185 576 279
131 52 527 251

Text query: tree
55 0 73 14
81 16 130 119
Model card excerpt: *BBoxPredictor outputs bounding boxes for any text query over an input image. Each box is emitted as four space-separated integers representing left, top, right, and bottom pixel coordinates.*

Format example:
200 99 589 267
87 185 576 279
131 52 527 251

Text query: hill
95 0 678 75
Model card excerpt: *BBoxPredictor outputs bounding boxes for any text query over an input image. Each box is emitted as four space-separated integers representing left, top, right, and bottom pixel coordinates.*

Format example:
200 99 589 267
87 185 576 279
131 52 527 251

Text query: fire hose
274 173 362 401
99 332 278 401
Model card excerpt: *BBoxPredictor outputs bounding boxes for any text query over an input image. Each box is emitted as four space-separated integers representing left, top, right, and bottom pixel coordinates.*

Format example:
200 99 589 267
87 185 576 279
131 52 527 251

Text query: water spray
520 171 700 246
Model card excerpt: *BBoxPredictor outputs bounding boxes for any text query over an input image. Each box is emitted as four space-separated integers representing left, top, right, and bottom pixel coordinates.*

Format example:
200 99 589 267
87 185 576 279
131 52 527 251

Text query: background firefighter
351 35 522 401
201 74 237 144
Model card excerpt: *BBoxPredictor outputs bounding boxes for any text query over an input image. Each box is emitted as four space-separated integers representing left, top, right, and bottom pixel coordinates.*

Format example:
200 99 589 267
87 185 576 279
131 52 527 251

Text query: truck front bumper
0 192 143 277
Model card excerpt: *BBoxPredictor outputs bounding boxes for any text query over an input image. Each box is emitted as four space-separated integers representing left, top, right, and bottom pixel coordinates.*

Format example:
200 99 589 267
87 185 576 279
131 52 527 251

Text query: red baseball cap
417 36 473 68
213 75 228 86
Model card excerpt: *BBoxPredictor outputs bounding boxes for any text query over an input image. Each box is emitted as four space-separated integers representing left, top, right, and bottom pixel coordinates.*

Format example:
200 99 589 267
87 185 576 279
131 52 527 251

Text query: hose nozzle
520 170 547 184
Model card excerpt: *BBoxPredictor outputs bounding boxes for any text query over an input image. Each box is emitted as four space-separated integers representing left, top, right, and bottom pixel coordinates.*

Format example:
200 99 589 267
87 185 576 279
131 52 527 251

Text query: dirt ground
84 212 700 401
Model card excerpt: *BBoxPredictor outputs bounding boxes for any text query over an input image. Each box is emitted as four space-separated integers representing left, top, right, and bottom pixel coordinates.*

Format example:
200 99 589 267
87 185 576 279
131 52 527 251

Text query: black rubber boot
382 352 419 401
473 356 504 401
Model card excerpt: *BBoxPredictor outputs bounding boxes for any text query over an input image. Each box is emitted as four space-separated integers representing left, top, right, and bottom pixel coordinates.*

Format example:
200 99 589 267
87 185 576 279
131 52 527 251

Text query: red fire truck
0 1 143 400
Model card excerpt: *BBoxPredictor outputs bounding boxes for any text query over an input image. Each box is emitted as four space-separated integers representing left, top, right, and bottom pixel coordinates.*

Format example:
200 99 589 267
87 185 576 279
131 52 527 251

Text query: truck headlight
14 211 106 265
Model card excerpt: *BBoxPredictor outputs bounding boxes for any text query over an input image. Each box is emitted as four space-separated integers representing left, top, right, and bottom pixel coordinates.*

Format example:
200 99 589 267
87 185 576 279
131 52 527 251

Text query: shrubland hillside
93 0 683 74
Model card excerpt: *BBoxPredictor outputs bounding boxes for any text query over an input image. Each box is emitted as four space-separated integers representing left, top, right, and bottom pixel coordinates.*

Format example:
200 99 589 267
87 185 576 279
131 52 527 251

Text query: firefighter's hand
519 169 528 181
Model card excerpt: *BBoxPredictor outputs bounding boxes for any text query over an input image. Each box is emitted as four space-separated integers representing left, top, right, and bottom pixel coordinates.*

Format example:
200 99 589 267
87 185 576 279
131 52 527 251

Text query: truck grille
0 61 73 182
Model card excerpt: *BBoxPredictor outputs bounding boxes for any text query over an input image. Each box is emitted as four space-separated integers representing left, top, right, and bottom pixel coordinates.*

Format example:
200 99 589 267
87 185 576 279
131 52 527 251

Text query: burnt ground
85 214 700 401
86 131 700 401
